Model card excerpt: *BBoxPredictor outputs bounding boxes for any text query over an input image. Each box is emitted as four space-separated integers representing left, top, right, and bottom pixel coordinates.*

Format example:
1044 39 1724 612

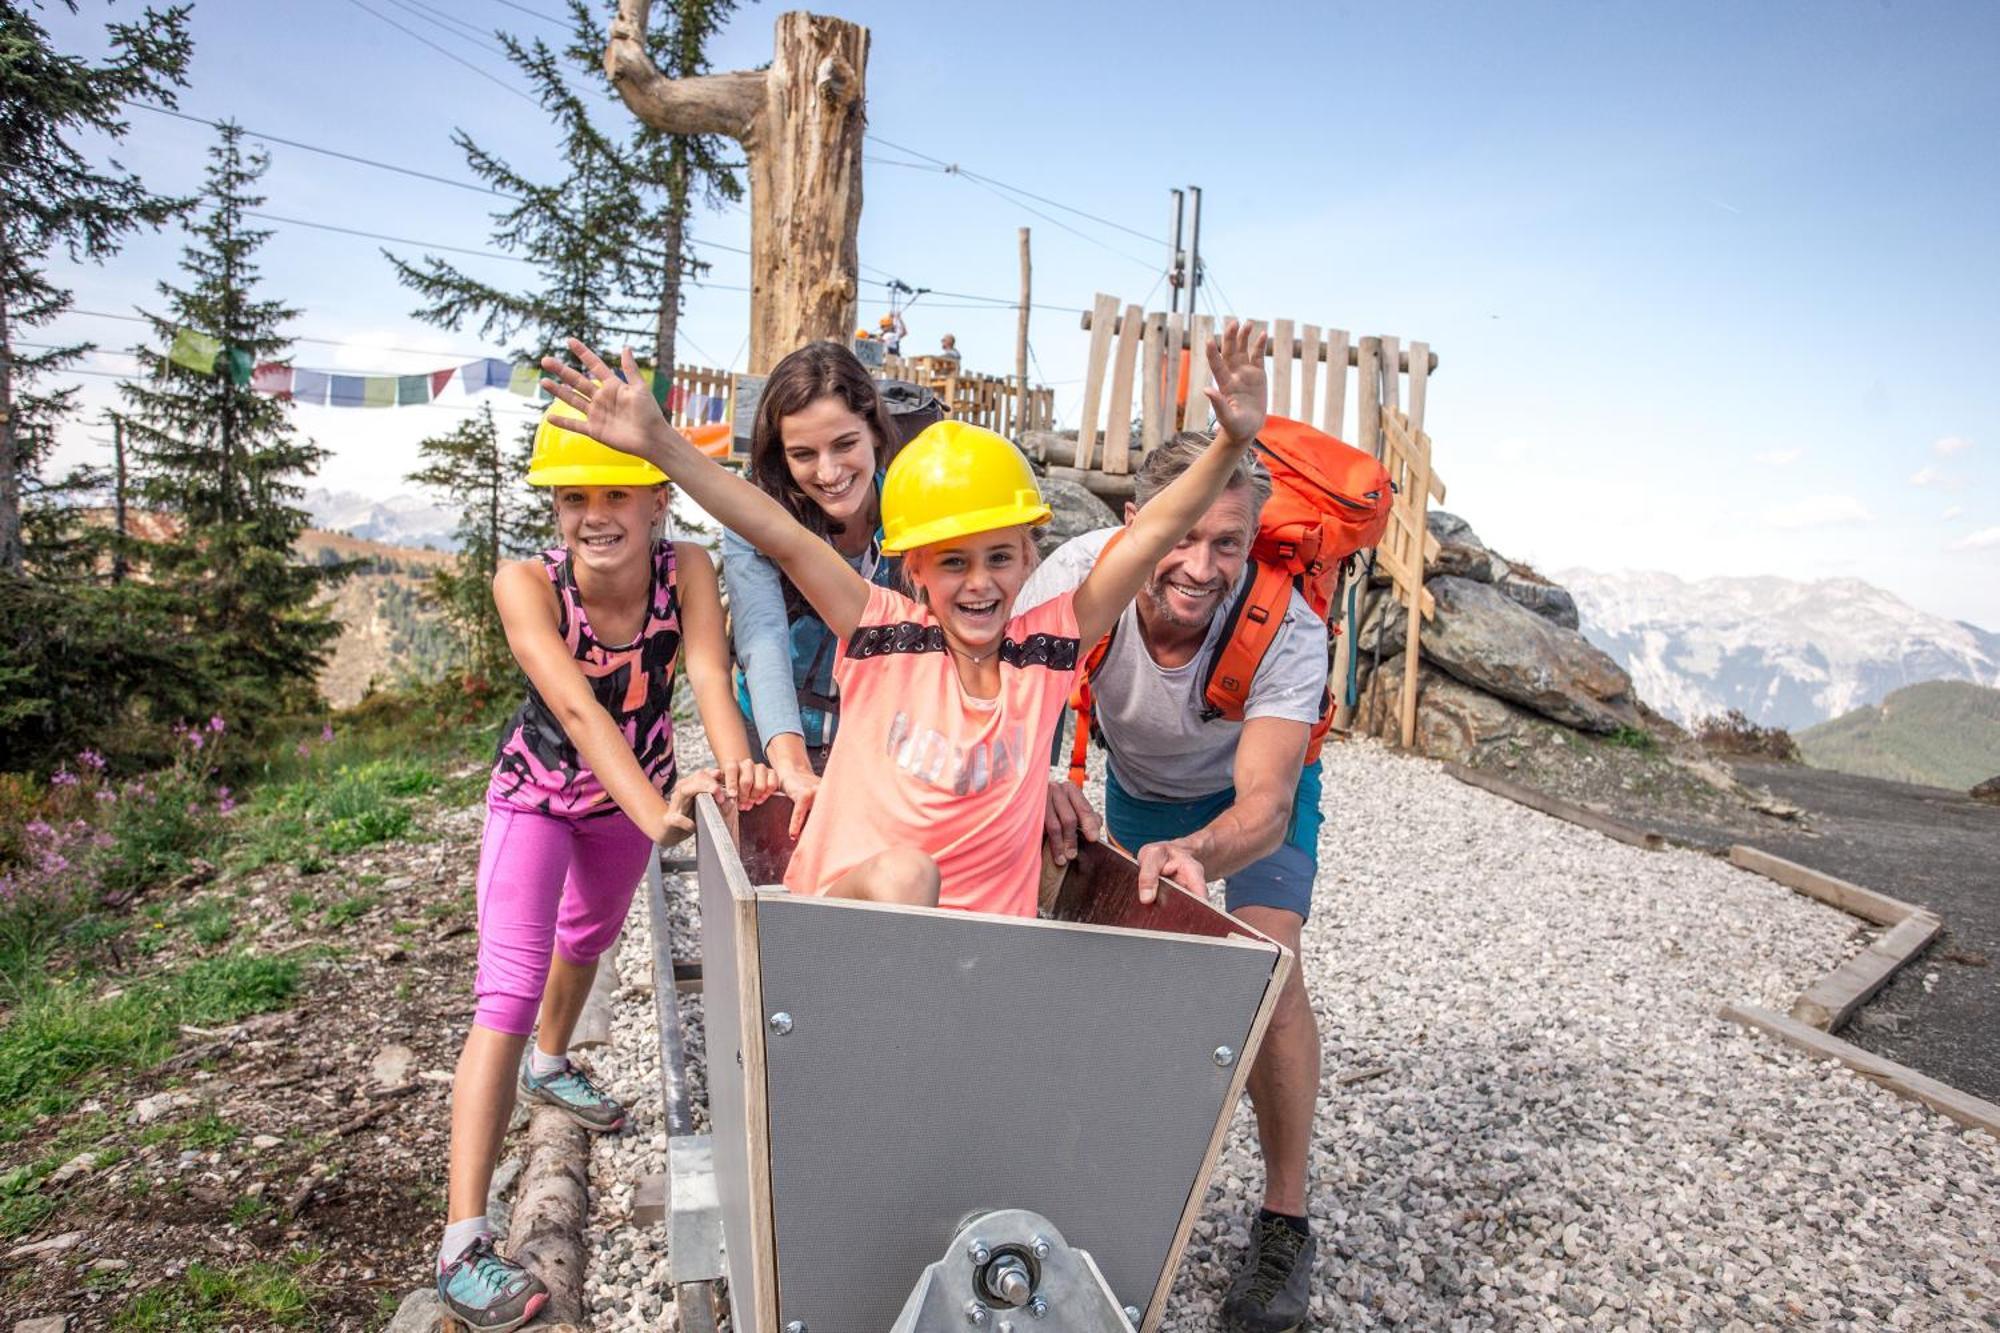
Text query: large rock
1035 472 1118 558
1421 576 1639 733
1493 572 1580 629
1426 510 1483 548
1357 653 1538 763
1429 539 1507 584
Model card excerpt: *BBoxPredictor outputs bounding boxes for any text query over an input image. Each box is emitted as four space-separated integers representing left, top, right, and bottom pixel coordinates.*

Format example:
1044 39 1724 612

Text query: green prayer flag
221 347 254 387
397 374 431 406
362 376 397 409
641 366 670 408
168 328 221 375
507 363 542 398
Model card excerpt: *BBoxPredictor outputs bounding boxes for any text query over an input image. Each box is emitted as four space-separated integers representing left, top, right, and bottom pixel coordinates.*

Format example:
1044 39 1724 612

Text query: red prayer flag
430 367 456 398
250 362 294 399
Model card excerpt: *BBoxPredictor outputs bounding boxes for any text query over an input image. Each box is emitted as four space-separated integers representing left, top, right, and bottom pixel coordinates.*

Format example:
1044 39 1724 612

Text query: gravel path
582 734 1999 1330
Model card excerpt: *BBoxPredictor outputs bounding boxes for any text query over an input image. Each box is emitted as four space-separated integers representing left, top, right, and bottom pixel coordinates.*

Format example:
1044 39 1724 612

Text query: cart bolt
1029 1235 1051 1259
964 1300 989 1324
784 1323 807 1333
967 1238 991 1265
1124 1306 1141 1323
768 1011 794 1035
1212 1044 1236 1067
1029 1296 1049 1318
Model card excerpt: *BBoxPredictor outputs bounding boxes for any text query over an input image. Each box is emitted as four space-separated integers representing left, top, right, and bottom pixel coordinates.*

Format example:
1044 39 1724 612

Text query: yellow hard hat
526 397 668 488
879 420 1050 555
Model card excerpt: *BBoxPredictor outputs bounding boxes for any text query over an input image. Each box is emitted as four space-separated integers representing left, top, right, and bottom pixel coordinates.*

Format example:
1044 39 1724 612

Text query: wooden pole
111 414 129 586
1016 227 1031 435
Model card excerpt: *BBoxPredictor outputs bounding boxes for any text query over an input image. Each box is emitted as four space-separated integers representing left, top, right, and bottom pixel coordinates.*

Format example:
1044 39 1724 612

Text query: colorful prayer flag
429 367 456 399
460 359 510 394
251 363 294 399
329 375 365 408
221 347 254 387
168 328 221 374
397 374 431 406
363 376 396 409
507 363 541 398
291 369 329 406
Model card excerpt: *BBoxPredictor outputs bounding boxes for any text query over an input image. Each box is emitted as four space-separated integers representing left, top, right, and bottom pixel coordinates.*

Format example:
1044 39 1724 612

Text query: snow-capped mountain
1559 569 2000 730
304 489 459 551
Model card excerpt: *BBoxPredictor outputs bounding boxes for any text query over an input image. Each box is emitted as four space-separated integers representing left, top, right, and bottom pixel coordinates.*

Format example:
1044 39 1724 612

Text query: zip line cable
338 0 540 107
133 104 510 199
486 0 566 25
385 0 508 50
864 133 1169 246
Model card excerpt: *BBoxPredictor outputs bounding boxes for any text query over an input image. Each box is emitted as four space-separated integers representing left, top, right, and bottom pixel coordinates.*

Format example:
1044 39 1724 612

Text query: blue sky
39 0 2000 625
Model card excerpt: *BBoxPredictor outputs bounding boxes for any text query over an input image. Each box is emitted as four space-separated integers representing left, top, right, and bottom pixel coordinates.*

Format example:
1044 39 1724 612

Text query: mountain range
303 488 459 551
1797 681 2000 790
1560 569 2000 731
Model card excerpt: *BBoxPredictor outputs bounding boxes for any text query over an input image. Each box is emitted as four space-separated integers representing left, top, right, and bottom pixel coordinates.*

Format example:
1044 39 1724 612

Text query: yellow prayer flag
168 328 221 374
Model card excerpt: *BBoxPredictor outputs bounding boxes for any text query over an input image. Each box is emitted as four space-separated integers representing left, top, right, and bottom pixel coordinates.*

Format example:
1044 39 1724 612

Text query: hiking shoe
437 1236 547 1332
1220 1213 1316 1332
518 1054 629 1132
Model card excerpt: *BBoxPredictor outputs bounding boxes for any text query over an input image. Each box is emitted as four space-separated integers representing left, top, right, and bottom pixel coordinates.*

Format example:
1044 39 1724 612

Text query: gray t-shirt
1015 527 1328 800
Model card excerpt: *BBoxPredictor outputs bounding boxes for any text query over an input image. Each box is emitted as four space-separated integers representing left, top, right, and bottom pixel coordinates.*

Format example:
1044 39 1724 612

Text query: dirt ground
4 802 487 1330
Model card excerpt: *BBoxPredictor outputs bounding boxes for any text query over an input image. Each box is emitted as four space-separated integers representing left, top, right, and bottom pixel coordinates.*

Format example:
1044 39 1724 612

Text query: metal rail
646 849 720 1331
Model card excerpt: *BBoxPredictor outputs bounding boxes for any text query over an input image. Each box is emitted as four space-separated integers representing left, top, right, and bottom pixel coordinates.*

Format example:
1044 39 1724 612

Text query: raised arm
542 341 872 638
1071 320 1269 646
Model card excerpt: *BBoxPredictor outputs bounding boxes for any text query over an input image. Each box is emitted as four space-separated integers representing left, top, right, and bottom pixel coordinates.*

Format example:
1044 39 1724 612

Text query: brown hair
1133 430 1272 521
749 341 900 544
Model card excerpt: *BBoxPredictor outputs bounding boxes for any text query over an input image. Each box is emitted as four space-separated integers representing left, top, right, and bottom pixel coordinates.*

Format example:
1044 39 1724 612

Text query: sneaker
518 1054 629 1132
437 1236 548 1332
1220 1213 1316 1332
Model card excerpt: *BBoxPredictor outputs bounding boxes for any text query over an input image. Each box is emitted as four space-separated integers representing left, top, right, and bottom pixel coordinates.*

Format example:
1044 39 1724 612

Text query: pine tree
121 121 344 723
0 0 194 574
407 405 545 681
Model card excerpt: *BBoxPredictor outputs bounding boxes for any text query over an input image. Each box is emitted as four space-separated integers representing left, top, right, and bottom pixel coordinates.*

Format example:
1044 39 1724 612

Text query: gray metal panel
695 801 766 1323
755 895 1278 1332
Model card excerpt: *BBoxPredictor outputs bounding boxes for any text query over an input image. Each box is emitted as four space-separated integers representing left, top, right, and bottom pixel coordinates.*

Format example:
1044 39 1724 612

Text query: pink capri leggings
473 796 656 1036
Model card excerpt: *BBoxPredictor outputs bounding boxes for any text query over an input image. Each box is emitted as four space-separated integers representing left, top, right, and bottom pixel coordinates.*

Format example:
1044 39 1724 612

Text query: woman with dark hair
723 340 902 829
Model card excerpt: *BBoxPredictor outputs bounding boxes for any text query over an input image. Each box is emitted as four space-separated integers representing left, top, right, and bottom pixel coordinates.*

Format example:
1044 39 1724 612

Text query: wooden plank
1445 762 1667 851
1181 314 1214 434
1049 838 1262 943
1727 846 1920 926
1102 302 1144 475
1407 338 1430 438
1397 409 1433 748
1792 912 1943 1032
1380 335 1401 417
1296 324 1320 427
1268 317 1295 420
1140 311 1166 457
1142 936 1292 1333
1075 293 1119 471
1321 328 1350 440
1356 336 1381 460
1371 542 1435 618
1164 311 1185 432
1719 1002 2000 1137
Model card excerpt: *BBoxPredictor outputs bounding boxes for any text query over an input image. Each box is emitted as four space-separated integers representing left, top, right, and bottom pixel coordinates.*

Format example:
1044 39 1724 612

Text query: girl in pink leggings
438 400 775 1332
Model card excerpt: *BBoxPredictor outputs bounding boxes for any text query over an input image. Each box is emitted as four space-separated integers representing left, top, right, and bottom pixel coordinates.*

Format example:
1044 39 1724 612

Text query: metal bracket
886 1209 1135 1332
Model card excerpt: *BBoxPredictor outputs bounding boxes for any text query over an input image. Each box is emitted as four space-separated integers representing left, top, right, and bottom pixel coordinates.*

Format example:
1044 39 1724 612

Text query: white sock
528 1046 566 1078
440 1216 490 1271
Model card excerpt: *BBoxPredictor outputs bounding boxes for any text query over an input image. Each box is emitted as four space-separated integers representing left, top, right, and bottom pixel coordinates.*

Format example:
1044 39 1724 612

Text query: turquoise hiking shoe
518 1054 629 1133
437 1236 547 1333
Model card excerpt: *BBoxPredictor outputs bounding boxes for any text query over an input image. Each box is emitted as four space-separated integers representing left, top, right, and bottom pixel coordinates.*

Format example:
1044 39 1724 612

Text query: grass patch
177 900 234 949
1604 725 1658 753
114 1261 316 1330
323 892 382 929
232 760 438 873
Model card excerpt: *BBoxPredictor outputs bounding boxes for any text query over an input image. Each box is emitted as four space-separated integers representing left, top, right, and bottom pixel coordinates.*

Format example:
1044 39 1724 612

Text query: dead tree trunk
607 5 867 375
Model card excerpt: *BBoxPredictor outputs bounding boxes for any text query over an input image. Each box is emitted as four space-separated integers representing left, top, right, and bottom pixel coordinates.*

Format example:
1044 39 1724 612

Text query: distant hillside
1563 568 2000 729
303 487 459 551
1797 680 2000 790
296 530 454 707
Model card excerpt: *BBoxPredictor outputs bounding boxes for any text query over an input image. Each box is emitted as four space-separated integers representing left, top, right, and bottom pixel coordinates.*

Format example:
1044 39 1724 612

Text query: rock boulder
1035 472 1118 558
1420 576 1640 733
1357 653 1539 764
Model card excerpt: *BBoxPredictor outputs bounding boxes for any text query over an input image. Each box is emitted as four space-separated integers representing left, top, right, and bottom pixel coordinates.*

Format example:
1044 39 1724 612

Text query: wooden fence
885 354 1055 435
1063 294 1446 747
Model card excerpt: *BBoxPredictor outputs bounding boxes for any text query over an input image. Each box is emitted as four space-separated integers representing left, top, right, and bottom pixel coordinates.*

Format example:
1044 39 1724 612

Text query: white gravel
583 733 2000 1330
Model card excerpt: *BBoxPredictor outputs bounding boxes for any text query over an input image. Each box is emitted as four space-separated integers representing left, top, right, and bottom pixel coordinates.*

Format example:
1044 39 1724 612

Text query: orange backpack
1066 416 1393 784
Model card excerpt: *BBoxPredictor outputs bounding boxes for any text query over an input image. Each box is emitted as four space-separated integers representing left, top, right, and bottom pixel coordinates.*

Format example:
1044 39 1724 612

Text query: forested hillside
1798 680 2000 790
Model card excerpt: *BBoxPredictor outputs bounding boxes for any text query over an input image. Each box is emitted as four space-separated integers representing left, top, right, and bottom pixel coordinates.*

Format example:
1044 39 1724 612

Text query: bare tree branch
606 0 763 139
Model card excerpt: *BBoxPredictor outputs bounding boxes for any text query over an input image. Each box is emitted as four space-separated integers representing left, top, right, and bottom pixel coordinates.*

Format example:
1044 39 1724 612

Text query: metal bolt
1029 1235 1051 1259
785 1323 807 1333
1123 1306 1141 1323
1213 1044 1236 1067
1029 1296 1049 1318
967 1238 991 1265
768 1011 793 1035
964 1300 989 1325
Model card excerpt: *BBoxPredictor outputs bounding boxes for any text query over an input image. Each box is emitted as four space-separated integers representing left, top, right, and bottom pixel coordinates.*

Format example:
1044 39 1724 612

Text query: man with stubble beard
1016 431 1328 1333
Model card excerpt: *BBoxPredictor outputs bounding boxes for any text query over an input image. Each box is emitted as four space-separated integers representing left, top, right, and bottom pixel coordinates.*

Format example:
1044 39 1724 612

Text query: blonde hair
1134 430 1271 519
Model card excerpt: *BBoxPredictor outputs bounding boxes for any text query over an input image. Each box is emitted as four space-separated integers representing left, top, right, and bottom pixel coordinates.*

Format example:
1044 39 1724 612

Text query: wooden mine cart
650 795 1290 1332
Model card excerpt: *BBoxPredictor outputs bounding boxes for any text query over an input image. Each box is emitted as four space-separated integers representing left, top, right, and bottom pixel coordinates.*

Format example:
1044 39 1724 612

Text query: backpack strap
1199 562 1296 722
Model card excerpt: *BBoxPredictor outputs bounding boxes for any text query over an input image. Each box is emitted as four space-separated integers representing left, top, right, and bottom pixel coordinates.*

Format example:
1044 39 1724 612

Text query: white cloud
1933 435 1973 457
1754 447 1803 466
1764 495 1872 530
1949 527 2000 552
1944 505 1965 521
1908 465 1961 490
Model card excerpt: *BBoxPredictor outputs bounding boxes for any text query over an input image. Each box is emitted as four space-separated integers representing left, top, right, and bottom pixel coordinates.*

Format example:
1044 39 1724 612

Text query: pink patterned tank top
488 541 681 818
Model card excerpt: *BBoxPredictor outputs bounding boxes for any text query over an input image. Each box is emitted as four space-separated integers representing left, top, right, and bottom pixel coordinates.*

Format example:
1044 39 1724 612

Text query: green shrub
115 1261 316 1329
1605 725 1658 752
165 953 300 1027
178 899 234 948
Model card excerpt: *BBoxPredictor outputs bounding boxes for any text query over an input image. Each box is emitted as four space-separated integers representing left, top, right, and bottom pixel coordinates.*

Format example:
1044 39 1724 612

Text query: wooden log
1297 323 1320 427
510 1107 591 1325
1269 317 1295 419
1140 311 1165 456
1015 227 1031 438
1444 763 1666 851
1102 302 1143 474
1046 464 1136 504
1791 912 1943 1032
1321 328 1350 439
1718 1002 2000 1137
1075 293 1119 470
608 8 868 373
1726 846 1921 926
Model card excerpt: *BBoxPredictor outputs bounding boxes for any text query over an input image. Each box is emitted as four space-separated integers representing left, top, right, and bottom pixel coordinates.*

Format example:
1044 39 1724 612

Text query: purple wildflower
321 723 335 743
78 749 106 771
51 768 79 787
210 715 227 733
296 741 311 759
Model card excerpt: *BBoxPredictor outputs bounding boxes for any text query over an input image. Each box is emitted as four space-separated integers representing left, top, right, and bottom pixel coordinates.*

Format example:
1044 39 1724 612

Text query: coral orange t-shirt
782 584 1083 917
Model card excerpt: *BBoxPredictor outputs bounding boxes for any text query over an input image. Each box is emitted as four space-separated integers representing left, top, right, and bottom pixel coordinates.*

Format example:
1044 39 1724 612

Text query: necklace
948 641 999 666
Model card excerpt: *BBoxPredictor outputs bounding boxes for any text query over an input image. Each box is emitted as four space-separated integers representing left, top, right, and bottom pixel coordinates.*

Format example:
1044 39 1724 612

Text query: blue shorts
1103 760 1323 921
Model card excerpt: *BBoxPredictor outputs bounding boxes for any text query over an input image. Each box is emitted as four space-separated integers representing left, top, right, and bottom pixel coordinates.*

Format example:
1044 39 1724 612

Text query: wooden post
1102 302 1143 475
1181 314 1214 432
1356 336 1382 460
606 7 867 374
1075 293 1118 470
1269 318 1294 420
1321 328 1349 439
1297 324 1320 428
1139 311 1165 456
111 414 129 585
1016 227 1031 437
1397 411 1432 748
